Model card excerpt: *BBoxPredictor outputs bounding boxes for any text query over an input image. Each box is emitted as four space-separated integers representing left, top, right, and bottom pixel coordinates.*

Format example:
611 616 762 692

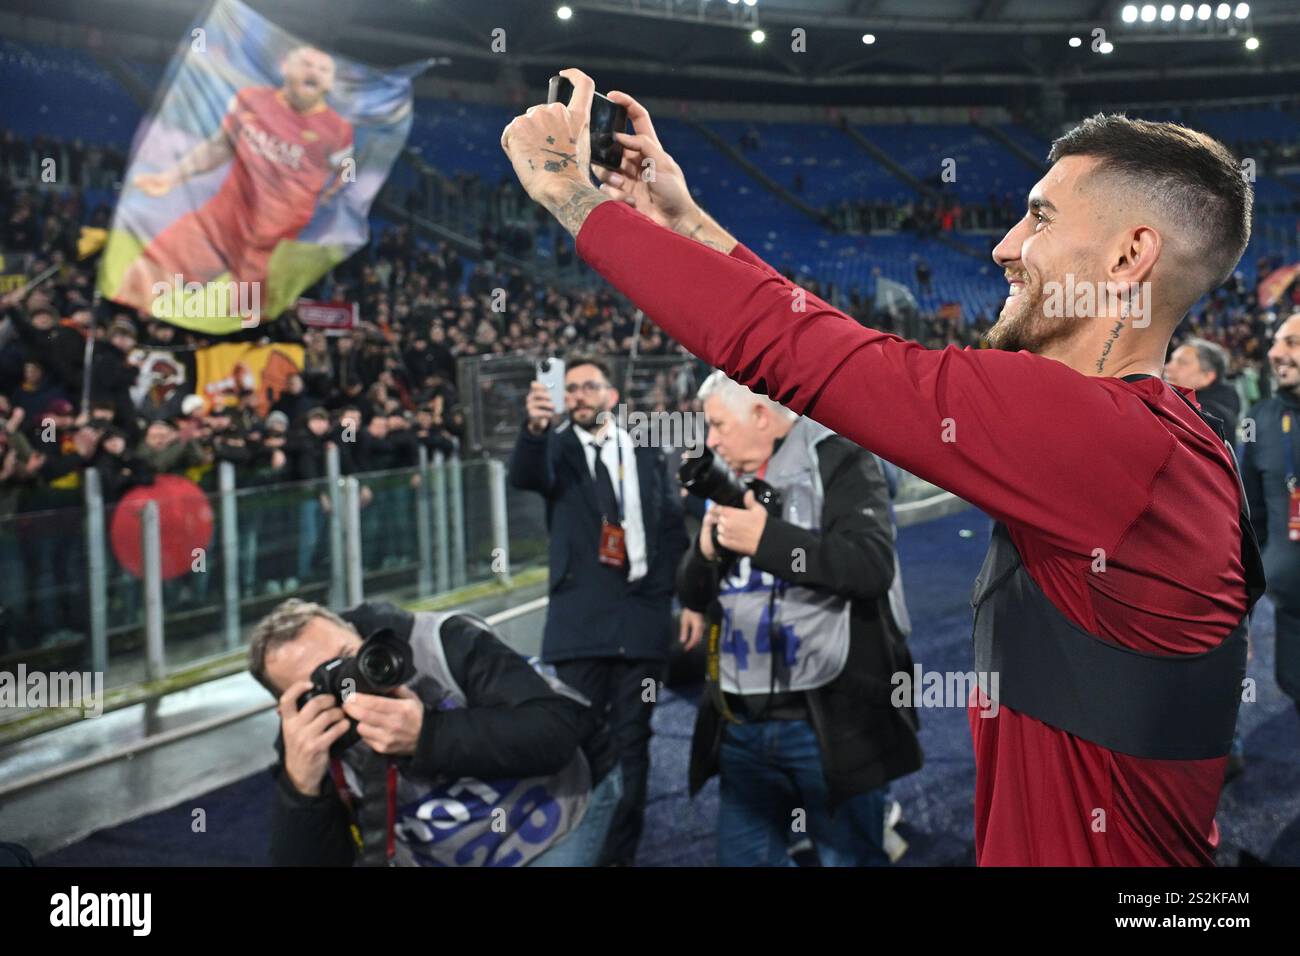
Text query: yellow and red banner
194 342 304 417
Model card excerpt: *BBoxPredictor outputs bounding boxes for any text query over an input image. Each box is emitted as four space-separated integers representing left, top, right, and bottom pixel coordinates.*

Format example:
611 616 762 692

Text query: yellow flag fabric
194 342 305 417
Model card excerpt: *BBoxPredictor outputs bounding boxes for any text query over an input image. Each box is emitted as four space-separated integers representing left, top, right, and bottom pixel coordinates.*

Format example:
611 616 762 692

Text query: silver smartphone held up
537 357 566 414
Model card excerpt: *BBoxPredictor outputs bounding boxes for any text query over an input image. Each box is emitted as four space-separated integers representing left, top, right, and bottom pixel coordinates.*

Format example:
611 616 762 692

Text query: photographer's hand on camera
525 381 557 434
709 490 768 558
279 680 350 797
342 685 424 756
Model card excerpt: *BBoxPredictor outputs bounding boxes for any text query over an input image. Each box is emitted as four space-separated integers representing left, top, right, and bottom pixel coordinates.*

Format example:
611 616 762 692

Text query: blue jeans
529 764 624 867
718 718 889 867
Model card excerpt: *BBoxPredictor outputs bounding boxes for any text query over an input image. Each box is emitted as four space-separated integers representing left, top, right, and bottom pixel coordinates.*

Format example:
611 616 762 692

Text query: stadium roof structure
7 0 1300 108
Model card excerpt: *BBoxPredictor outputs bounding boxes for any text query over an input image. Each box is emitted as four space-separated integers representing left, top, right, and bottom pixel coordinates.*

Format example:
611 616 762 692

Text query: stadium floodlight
1179 4 1194 20
742 0 757 6
1216 3 1231 18
750 28 765 43
1140 5 1157 23
1069 36 1082 47
1235 3 1249 17
727 0 739 4
1099 40 1115 53
862 34 876 44
1197 3 1211 17
556 5 572 20
1244 35 1259 50
1160 4 1175 20
1122 4 1138 22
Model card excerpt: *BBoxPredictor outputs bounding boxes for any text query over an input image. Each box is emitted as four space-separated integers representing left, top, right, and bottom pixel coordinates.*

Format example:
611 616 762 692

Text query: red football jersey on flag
215 86 353 245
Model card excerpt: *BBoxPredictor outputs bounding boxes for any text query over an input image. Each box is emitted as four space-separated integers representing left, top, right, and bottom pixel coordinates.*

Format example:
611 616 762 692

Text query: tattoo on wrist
545 181 610 238
681 212 726 251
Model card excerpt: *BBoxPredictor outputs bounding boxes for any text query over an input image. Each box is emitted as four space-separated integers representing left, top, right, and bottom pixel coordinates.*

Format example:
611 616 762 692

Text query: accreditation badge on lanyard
1285 413 1300 542
598 435 628 568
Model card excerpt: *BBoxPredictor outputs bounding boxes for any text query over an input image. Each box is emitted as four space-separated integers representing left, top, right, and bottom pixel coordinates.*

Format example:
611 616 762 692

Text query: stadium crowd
0 121 1297 652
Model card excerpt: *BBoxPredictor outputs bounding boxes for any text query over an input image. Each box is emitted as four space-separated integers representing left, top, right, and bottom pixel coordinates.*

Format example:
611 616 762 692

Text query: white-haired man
676 370 920 866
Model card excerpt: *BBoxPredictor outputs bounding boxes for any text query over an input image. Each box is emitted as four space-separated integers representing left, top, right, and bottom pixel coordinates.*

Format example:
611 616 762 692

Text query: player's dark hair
1049 114 1252 290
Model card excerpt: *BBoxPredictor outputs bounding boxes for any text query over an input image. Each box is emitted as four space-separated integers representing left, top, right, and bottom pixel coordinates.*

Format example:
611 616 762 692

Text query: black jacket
91 448 155 503
268 602 611 866
286 427 331 482
508 419 688 663
1243 389 1300 607
1197 378 1241 445
678 434 923 806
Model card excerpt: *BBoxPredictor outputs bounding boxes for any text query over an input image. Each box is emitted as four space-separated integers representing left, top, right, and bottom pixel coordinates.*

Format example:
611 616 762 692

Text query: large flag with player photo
98 0 427 334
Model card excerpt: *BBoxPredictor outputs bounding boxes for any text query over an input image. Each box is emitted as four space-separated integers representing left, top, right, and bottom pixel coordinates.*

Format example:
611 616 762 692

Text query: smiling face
1268 313 1300 396
989 155 1106 355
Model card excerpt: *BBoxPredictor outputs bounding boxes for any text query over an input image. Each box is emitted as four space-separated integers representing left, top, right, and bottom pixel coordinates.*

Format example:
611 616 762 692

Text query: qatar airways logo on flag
238 121 306 170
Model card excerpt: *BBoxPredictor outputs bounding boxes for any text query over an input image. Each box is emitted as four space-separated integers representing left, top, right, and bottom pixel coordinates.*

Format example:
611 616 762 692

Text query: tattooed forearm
1096 318 1125 373
544 180 612 238
677 207 738 254
686 219 724 250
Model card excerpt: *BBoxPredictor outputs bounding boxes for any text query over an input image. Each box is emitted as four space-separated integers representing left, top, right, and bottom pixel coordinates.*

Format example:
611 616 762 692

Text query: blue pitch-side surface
38 509 1300 866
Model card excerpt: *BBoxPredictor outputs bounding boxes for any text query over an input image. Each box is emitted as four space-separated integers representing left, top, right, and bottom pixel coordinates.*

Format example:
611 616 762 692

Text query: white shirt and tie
573 422 648 582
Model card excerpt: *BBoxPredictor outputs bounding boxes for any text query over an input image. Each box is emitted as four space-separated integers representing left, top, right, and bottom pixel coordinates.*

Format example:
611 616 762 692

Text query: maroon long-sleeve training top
577 199 1248 866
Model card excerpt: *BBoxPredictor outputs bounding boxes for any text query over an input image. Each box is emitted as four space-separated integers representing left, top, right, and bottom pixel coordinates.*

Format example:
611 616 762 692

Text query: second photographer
677 371 922 866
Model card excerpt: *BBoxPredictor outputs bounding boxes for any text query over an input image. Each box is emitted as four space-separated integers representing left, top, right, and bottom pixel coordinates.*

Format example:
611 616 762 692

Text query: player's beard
986 272 1078 355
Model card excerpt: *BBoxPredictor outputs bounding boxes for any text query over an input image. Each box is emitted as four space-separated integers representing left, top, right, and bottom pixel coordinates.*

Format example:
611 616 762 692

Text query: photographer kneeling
678 372 922 866
250 599 619 866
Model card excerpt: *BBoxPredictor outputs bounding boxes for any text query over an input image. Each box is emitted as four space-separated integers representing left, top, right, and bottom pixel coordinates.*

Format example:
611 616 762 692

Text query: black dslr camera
678 447 783 562
297 627 416 756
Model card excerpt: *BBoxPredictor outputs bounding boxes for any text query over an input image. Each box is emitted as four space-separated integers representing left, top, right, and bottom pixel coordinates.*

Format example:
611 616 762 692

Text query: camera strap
705 599 740 725
329 757 400 865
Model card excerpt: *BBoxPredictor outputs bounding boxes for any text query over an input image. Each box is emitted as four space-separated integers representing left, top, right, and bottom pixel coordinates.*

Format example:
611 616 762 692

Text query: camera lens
359 644 401 686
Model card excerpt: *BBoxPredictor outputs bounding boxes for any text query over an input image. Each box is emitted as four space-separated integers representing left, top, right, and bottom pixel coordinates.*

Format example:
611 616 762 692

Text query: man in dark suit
509 354 688 865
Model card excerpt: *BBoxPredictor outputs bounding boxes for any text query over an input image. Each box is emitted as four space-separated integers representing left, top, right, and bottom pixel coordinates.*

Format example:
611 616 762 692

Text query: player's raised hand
594 91 695 232
501 68 594 206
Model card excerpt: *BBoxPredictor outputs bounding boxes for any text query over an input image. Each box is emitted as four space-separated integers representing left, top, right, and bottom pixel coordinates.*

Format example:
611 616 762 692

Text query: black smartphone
546 75 629 172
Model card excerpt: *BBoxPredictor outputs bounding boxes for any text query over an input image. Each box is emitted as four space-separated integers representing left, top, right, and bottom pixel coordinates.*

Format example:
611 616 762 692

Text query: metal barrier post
141 500 165 681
